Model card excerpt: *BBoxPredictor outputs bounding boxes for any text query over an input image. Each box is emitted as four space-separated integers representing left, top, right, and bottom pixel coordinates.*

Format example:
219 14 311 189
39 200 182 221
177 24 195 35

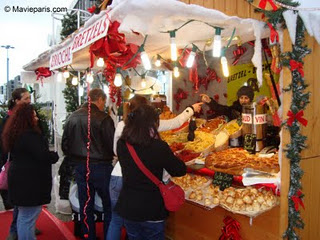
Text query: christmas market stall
21 0 320 239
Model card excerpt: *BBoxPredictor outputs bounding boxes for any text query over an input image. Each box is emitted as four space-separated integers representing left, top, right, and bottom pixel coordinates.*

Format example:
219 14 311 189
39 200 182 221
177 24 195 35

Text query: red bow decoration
87 5 96 14
267 23 279 43
35 67 53 86
232 45 247 65
90 21 140 70
219 216 242 240
174 88 188 111
198 67 221 90
259 0 278 11
214 94 220 101
287 110 308 127
291 190 305 211
290 60 304 77
179 48 199 91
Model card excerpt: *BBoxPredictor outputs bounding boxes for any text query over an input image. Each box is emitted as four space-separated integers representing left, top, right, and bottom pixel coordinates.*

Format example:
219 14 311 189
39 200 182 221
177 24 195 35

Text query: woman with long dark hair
115 105 186 240
2 103 58 240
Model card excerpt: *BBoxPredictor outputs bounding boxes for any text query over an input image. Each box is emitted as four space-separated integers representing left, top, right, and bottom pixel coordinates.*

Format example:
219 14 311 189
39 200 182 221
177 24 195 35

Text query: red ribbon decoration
219 216 242 240
232 45 247 65
259 0 278 11
34 67 53 86
87 5 96 14
267 23 279 43
291 190 305 211
174 88 188 111
287 110 308 127
198 67 221 90
179 48 199 91
290 60 304 77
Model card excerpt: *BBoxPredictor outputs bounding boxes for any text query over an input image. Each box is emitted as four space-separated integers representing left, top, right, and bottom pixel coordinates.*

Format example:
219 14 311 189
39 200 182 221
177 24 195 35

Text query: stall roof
22 0 320 76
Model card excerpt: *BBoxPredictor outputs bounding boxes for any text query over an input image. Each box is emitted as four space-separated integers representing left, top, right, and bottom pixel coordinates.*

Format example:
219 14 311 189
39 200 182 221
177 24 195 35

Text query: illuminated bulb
97 58 105 67
170 31 177 61
173 66 180 78
212 28 222 57
72 77 78 86
114 73 123 87
221 56 229 77
186 51 196 68
155 59 161 67
86 72 94 83
141 78 147 88
140 50 151 70
57 72 63 82
63 70 70 78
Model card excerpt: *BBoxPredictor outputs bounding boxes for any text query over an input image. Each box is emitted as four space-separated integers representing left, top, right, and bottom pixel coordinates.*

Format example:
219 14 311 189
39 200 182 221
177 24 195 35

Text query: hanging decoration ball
63 70 70 78
86 71 94 83
114 73 123 87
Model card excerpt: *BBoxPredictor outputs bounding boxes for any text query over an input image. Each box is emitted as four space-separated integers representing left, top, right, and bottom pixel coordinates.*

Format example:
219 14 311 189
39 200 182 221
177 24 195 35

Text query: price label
244 133 256 154
213 172 233 191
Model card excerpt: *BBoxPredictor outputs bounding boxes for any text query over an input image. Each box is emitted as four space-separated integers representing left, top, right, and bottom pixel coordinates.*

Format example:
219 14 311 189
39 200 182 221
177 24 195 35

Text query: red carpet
0 208 76 240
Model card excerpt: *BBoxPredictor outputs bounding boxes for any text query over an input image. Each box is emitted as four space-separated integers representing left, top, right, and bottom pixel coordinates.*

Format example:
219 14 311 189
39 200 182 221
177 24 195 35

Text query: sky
0 0 74 85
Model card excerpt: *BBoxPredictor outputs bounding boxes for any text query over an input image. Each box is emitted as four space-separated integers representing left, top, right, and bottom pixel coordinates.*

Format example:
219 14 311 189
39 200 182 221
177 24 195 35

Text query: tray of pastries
205 148 280 176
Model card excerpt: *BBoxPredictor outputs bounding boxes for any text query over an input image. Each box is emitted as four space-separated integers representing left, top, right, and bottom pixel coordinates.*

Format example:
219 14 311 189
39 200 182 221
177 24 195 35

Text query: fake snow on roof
108 0 270 85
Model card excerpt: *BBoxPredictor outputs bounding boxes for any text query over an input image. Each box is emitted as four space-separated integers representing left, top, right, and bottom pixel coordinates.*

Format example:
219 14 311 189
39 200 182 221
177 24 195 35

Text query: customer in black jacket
62 88 115 240
201 85 254 120
115 104 186 240
2 103 58 240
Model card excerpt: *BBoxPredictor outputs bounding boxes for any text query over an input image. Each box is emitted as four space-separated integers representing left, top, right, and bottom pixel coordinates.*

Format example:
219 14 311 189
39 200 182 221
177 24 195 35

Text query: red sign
49 44 72 71
242 113 267 124
71 14 109 53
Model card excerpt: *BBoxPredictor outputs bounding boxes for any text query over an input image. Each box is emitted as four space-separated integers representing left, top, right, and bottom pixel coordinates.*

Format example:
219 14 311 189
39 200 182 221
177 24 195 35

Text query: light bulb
170 31 178 61
141 51 151 70
114 73 123 87
86 72 94 83
213 35 221 57
173 66 180 78
186 51 196 68
141 78 147 88
170 38 178 61
155 59 161 67
212 27 222 57
221 56 229 77
72 77 78 86
57 72 63 82
63 70 70 78
97 58 105 67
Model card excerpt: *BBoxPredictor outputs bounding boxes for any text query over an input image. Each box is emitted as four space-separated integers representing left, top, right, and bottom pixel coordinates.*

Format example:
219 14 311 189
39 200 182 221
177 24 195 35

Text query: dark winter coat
62 103 115 163
115 139 186 221
8 129 59 206
207 97 242 120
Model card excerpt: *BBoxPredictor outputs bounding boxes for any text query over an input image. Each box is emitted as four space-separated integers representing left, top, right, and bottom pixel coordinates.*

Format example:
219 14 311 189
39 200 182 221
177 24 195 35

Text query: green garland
246 0 311 239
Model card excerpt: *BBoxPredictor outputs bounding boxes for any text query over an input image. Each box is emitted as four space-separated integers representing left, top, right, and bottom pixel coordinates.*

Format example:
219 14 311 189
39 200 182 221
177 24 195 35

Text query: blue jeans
75 162 113 240
106 175 123 240
17 206 42 240
124 219 165 240
9 206 19 234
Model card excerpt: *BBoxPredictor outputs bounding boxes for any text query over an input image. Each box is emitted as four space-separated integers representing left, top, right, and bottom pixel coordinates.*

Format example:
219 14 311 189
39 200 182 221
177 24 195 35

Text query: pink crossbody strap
126 142 161 186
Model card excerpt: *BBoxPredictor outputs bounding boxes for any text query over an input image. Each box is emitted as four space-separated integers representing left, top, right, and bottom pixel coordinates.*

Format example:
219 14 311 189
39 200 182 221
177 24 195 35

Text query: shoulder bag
0 153 10 190
126 142 185 212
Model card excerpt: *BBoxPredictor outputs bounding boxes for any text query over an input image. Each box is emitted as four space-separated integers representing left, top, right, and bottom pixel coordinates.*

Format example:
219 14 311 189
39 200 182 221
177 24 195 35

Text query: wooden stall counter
166 202 280 240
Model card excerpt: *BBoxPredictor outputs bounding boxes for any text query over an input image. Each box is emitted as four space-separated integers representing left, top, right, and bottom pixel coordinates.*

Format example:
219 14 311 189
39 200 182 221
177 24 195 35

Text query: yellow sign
226 62 277 105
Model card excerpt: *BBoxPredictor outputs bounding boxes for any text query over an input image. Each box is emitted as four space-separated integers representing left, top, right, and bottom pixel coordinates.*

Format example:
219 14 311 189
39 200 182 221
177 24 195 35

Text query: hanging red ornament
198 67 221 90
179 48 199 91
214 94 220 101
219 216 242 240
173 88 188 111
34 67 53 86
